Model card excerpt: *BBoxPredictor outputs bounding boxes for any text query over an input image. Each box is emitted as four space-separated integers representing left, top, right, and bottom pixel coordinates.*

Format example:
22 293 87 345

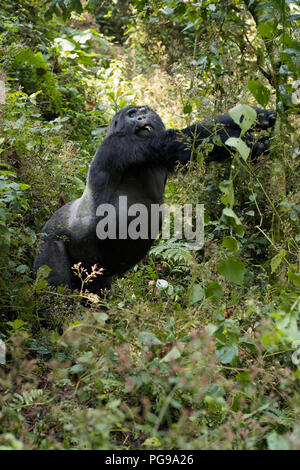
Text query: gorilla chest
68 166 167 273
115 165 167 206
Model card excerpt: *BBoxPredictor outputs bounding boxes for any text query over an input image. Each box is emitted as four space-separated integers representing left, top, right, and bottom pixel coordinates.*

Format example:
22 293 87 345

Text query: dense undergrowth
0 0 299 450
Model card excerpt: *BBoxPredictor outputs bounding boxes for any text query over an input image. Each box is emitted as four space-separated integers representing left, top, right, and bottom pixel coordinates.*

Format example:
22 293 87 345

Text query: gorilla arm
164 108 276 170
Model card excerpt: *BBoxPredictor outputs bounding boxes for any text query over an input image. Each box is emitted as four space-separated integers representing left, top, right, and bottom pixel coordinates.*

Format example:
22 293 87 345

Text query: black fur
34 106 168 294
33 105 275 295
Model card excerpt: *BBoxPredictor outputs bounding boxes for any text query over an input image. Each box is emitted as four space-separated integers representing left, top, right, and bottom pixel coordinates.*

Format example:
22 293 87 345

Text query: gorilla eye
127 109 136 118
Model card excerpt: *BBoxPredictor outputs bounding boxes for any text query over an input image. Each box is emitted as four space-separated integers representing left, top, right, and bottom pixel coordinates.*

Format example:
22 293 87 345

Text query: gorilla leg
34 238 74 289
85 275 113 296
34 237 113 302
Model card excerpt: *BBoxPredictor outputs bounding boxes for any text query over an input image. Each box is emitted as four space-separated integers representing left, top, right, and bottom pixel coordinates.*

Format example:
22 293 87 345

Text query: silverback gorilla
33 105 275 294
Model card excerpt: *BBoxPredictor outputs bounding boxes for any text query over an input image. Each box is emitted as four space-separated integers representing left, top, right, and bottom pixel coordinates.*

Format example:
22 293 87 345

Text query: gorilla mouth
135 124 153 135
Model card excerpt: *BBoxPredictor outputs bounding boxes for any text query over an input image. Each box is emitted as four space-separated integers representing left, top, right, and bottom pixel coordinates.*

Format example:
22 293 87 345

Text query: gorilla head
106 105 165 137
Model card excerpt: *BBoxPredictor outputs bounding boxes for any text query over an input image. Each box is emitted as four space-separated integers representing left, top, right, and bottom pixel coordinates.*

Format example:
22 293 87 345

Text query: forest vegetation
0 0 299 450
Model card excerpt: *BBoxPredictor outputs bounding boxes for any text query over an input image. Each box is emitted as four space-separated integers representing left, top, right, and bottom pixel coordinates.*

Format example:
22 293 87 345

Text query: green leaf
236 372 251 382
219 180 234 207
92 311 108 324
217 257 245 286
161 346 181 362
7 319 26 331
225 137 250 161
248 80 271 107
54 38 76 52
205 282 222 301
16 264 28 273
270 250 287 274
18 183 30 191
288 271 300 287
267 432 289 450
57 286 66 294
229 104 257 135
282 48 300 56
143 437 161 448
221 208 244 236
33 265 51 291
160 6 175 16
50 331 60 344
278 84 292 106
138 331 163 346
70 364 85 374
0 228 11 255
275 311 300 342
73 30 94 44
188 284 205 305
183 103 192 114
222 236 239 252
216 345 238 364
257 22 276 39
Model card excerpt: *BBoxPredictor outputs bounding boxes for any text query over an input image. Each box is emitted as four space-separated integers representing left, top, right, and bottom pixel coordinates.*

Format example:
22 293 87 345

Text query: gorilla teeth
136 125 152 134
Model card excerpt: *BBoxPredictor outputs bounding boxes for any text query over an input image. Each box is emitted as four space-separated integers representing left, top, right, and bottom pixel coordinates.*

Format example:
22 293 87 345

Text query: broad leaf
217 257 245 286
248 80 270 107
229 104 257 135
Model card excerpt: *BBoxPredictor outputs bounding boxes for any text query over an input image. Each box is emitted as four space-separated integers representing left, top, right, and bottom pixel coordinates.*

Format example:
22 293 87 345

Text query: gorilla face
107 106 165 138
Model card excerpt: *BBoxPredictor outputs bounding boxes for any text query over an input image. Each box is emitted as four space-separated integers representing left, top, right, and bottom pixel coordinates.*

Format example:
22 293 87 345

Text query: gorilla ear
107 115 121 136
106 107 133 136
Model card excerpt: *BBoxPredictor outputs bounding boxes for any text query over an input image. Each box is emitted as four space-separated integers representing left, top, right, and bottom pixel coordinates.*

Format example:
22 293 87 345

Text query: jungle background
0 0 299 450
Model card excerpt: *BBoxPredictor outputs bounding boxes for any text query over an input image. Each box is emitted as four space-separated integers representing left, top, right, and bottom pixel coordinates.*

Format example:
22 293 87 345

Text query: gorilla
34 106 167 294
33 105 275 295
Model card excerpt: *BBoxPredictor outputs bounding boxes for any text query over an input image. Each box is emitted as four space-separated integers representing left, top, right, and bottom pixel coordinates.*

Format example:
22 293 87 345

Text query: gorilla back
33 106 168 294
